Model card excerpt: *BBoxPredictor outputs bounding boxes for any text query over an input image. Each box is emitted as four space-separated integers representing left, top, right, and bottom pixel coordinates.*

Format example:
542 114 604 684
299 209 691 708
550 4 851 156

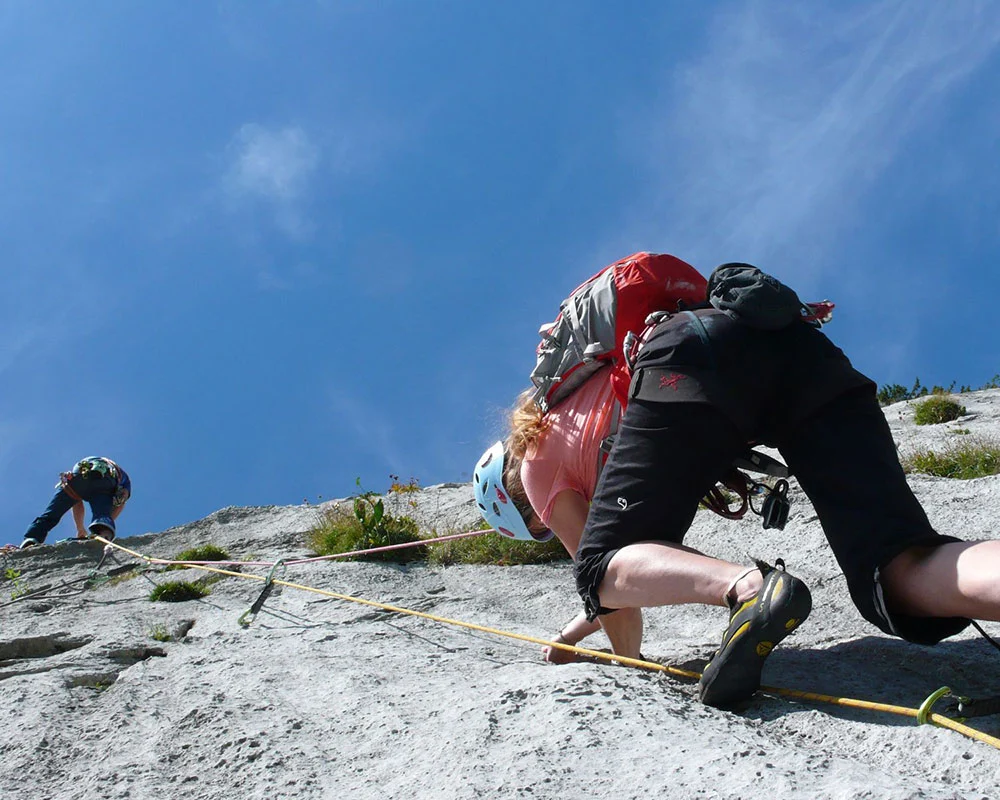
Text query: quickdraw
238 559 287 627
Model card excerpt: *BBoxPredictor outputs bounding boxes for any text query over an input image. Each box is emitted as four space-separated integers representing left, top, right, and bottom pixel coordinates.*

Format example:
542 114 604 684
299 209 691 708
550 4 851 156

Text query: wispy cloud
624 1 1000 279
225 123 320 240
326 386 408 476
227 123 319 200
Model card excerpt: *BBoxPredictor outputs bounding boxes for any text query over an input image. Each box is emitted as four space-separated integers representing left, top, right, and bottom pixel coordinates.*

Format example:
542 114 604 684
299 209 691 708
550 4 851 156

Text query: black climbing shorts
575 310 970 644
575 400 748 620
779 386 968 645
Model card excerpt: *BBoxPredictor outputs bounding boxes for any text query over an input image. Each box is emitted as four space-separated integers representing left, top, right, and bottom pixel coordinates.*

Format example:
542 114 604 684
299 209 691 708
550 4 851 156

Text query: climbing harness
702 471 791 531
701 469 752 520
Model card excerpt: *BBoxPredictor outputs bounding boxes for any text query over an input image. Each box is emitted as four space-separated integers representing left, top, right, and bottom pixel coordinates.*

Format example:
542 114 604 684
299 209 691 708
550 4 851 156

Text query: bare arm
543 490 643 661
547 489 590 556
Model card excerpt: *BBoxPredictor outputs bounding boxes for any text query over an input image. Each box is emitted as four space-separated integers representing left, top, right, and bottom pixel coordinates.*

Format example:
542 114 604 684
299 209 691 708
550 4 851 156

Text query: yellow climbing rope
96 537 1000 750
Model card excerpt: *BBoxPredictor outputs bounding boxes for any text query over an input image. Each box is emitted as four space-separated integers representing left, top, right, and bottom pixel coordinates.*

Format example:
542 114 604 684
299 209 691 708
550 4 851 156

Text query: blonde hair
502 389 551 531
507 388 549 460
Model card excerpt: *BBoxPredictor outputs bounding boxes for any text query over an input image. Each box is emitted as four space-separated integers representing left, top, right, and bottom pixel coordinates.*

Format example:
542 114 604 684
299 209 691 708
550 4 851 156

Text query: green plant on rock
388 473 420 494
877 383 911 406
103 568 144 587
149 580 211 602
901 437 1000 479
878 373 1000 405
426 520 569 566
308 479 423 562
166 544 231 571
913 395 966 426
149 624 172 642
386 473 421 514
4 566 29 600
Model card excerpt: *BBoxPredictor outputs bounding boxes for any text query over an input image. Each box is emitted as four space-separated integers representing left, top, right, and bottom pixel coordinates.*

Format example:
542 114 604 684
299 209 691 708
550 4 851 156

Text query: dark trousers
23 475 117 543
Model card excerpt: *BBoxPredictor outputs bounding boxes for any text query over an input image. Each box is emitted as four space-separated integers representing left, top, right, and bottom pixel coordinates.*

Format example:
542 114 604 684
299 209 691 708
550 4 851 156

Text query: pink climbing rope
284 529 488 565
147 528 492 569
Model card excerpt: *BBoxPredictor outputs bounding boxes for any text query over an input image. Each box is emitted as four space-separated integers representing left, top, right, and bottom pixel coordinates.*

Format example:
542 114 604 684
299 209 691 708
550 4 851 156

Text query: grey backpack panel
530 268 618 413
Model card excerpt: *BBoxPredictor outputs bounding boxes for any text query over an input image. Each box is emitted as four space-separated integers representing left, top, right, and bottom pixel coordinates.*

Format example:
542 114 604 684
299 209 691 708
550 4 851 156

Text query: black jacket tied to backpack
706 263 814 331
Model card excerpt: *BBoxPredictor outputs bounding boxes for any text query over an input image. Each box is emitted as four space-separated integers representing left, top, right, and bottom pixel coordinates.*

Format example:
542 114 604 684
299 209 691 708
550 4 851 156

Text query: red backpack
528 252 795 526
529 252 708 413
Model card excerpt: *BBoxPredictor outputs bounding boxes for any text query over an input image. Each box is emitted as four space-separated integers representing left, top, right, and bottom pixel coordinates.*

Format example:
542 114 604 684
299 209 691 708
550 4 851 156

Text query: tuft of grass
912 395 966 426
103 568 144 587
426 524 569 566
166 544 231 571
902 436 1000 479
149 624 172 642
307 504 424 563
149 580 210 602
4 566 30 600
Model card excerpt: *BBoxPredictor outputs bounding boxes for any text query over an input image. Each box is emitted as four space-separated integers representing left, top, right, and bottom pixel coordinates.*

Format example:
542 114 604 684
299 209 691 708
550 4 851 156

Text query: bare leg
543 490 646 662
599 541 763 610
882 540 1000 620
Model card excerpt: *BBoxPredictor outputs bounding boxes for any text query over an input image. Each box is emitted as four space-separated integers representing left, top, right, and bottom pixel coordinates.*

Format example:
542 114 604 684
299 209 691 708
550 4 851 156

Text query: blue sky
3 1 1000 546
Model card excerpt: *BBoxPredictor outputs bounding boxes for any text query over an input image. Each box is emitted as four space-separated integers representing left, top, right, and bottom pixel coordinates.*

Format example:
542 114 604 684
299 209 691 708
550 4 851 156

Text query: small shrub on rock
308 495 424 563
913 395 966 426
149 581 210 602
166 544 231 571
149 624 172 642
426 522 569 566
877 383 912 406
902 437 1000 479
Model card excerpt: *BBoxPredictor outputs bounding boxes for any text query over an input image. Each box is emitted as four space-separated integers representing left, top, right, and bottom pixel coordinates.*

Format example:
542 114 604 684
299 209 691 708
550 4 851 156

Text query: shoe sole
698 571 811 709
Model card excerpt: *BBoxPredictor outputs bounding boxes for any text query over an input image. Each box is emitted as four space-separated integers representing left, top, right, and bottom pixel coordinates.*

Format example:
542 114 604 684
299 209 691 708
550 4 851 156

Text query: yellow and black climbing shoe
698 558 811 709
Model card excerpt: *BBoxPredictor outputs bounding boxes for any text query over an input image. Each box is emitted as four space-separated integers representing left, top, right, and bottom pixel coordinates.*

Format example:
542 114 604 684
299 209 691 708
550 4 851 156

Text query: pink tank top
520 367 615 526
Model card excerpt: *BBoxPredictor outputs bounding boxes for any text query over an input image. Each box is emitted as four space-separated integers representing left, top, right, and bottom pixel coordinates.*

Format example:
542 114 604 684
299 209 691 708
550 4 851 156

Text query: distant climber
21 457 131 548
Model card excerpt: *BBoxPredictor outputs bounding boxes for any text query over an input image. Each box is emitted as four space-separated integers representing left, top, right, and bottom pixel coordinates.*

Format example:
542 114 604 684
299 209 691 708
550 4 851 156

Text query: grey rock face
3 404 1000 799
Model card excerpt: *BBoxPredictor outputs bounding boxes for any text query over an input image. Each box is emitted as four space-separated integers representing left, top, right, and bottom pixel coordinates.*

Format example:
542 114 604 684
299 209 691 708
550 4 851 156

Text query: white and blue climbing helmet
473 441 553 542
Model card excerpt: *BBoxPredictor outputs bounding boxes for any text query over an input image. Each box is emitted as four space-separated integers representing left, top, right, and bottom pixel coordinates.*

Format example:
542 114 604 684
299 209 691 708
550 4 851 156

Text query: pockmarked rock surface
3 393 1000 799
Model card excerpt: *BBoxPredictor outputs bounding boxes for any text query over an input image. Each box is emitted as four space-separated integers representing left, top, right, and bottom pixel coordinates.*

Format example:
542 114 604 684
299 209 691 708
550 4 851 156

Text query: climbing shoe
698 558 811 709
88 525 115 543
20 537 40 549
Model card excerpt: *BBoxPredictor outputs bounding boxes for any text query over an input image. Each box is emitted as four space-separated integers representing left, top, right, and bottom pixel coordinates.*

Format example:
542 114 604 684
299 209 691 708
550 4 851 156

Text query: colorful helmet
473 441 553 542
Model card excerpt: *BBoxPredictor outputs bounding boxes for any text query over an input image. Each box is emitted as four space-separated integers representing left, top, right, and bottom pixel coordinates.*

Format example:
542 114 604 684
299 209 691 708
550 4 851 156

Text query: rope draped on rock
88 535 1000 752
